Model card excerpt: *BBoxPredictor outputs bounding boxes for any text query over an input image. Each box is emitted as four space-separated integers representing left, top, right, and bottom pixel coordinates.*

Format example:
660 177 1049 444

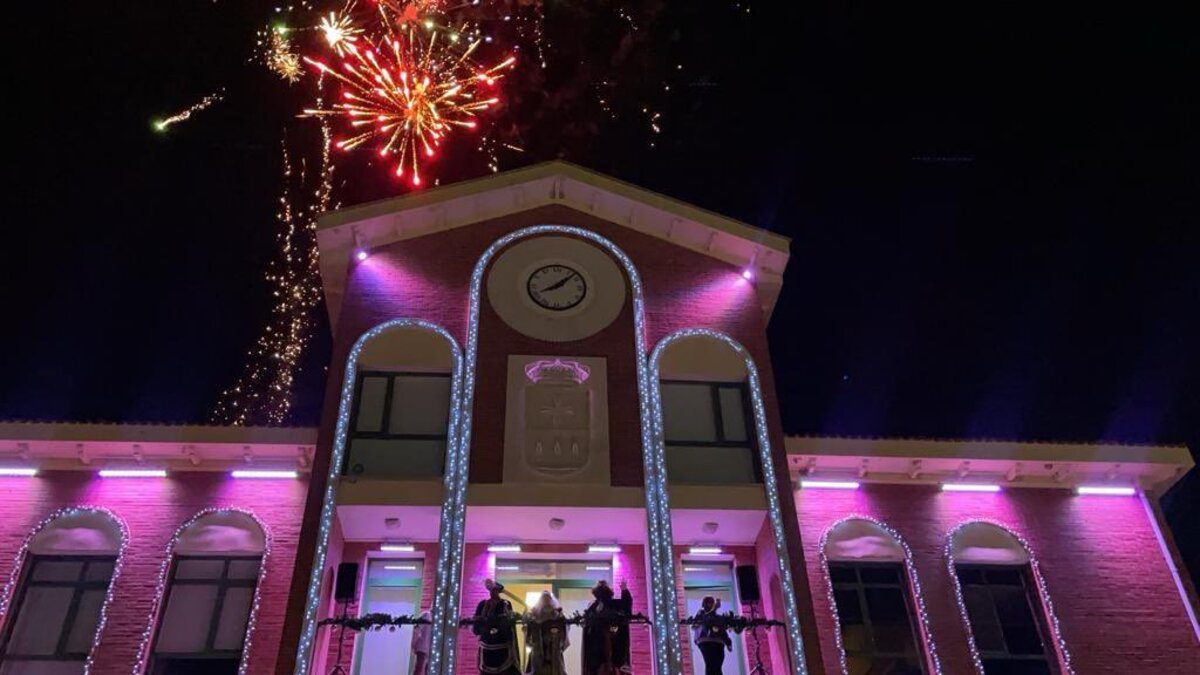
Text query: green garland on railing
319 610 653 632
678 611 784 634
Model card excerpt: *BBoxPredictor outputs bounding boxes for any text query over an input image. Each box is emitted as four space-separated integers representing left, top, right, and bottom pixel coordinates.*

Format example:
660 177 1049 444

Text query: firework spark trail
302 25 514 186
153 90 225 131
210 78 335 426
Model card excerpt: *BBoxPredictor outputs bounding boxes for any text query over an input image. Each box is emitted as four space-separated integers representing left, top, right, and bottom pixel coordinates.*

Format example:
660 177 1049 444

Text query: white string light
817 515 944 675
456 225 681 675
292 319 464 675
0 506 129 675
945 519 1075 675
649 328 809 674
132 507 272 675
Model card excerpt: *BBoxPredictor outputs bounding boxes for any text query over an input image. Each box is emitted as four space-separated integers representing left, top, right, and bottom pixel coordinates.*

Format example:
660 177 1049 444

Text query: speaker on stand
328 562 360 675
736 565 767 675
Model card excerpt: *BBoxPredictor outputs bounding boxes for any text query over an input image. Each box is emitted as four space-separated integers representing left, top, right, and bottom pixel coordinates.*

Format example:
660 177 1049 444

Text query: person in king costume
472 579 521 675
524 590 569 675
582 579 633 675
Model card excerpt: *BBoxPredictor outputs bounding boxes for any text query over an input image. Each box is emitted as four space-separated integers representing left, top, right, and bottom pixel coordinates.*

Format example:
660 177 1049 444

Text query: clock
527 264 588 311
486 235 627 342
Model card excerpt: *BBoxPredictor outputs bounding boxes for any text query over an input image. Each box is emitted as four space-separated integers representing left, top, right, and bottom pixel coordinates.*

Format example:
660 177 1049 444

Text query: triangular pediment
315 161 791 324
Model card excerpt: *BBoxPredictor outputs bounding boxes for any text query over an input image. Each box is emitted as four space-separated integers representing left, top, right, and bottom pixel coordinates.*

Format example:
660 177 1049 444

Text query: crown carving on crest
524 358 591 384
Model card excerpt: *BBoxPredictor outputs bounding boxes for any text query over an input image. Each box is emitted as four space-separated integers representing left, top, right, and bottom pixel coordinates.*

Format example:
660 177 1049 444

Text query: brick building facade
1 162 1196 675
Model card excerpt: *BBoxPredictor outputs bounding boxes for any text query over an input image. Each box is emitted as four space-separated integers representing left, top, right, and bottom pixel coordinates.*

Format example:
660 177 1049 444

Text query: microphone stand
328 599 349 675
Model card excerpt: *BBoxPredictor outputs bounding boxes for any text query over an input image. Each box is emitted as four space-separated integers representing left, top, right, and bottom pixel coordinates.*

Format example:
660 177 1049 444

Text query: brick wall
0 470 306 675
796 484 1200 675
280 203 824 672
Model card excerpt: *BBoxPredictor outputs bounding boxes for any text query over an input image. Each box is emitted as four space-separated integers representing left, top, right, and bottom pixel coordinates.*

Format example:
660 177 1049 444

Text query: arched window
0 507 126 675
948 522 1068 675
148 511 267 675
656 334 758 484
345 325 457 478
822 518 934 675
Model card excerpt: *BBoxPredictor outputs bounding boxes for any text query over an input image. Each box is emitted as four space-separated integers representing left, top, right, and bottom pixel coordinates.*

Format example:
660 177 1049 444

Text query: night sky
2 3 1197 578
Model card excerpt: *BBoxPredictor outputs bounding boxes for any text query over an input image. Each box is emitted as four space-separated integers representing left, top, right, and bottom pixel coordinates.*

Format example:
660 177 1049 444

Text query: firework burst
267 26 303 83
320 3 364 56
303 26 514 186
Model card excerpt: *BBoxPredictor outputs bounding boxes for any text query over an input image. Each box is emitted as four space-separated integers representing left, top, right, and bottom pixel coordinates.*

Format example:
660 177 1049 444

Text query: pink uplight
741 269 754 280
800 479 860 490
355 249 369 261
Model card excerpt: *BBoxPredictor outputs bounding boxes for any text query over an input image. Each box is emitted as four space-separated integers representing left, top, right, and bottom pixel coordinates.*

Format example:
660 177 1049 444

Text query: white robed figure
524 591 570 675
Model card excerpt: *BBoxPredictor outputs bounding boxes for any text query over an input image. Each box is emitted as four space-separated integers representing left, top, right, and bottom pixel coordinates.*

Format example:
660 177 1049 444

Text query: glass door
683 564 746 675
496 560 610 675
352 560 423 675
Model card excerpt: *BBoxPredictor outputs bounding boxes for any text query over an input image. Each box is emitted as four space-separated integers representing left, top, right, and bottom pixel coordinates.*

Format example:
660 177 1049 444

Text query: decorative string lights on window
292 319 464 675
817 516 943 675
650 328 809 674
132 507 271 675
459 224 682 675
0 506 129 675
945 520 1075 675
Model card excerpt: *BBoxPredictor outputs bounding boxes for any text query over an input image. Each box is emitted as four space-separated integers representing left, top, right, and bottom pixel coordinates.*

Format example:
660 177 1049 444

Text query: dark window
345 371 452 477
956 565 1056 675
0 555 116 674
661 381 758 484
828 562 925 675
149 556 261 675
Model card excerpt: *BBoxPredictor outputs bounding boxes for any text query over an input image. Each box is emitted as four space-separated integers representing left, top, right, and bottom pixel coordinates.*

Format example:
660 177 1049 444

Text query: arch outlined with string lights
649 327 809 673
292 318 464 675
449 224 682 675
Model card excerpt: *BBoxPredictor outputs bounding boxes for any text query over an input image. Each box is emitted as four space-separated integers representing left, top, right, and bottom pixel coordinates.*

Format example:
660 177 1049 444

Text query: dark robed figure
473 579 521 675
582 579 633 675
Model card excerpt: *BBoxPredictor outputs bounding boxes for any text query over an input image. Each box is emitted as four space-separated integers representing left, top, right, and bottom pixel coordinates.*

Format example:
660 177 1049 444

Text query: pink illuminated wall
0 470 306 675
795 484 1200 675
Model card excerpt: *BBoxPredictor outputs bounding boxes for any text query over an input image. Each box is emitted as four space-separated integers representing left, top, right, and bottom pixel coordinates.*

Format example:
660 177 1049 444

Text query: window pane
717 387 749 442
662 383 717 442
63 589 105 654
829 566 857 584
986 569 1023 586
993 587 1044 655
956 568 984 585
6 586 74 655
213 587 254 651
389 376 450 435
355 376 388 433
0 661 86 675
962 586 1006 653
367 559 424 584
834 589 863 625
859 566 901 584
980 660 1052 675
84 561 114 582
665 446 756 484
32 561 84 582
227 560 260 580
346 438 446 477
174 560 226 580
156 585 219 653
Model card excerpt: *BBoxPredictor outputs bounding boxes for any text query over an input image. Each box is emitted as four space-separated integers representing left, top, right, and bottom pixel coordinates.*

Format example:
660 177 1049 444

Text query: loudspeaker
335 562 359 603
735 565 761 605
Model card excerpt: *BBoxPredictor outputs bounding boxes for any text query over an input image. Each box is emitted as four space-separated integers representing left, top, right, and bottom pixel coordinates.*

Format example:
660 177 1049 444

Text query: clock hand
542 271 579 292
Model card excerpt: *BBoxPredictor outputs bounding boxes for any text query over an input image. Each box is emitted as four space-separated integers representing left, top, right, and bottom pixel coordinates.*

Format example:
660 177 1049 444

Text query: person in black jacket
473 579 521 675
582 579 633 675
692 597 732 675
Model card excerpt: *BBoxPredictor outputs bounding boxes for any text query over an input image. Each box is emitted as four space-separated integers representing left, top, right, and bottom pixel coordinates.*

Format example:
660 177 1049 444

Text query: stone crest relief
504 355 610 484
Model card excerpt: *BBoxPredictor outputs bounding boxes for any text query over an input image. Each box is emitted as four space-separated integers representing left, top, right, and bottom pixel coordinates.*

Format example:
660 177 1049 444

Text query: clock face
526 264 588 311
